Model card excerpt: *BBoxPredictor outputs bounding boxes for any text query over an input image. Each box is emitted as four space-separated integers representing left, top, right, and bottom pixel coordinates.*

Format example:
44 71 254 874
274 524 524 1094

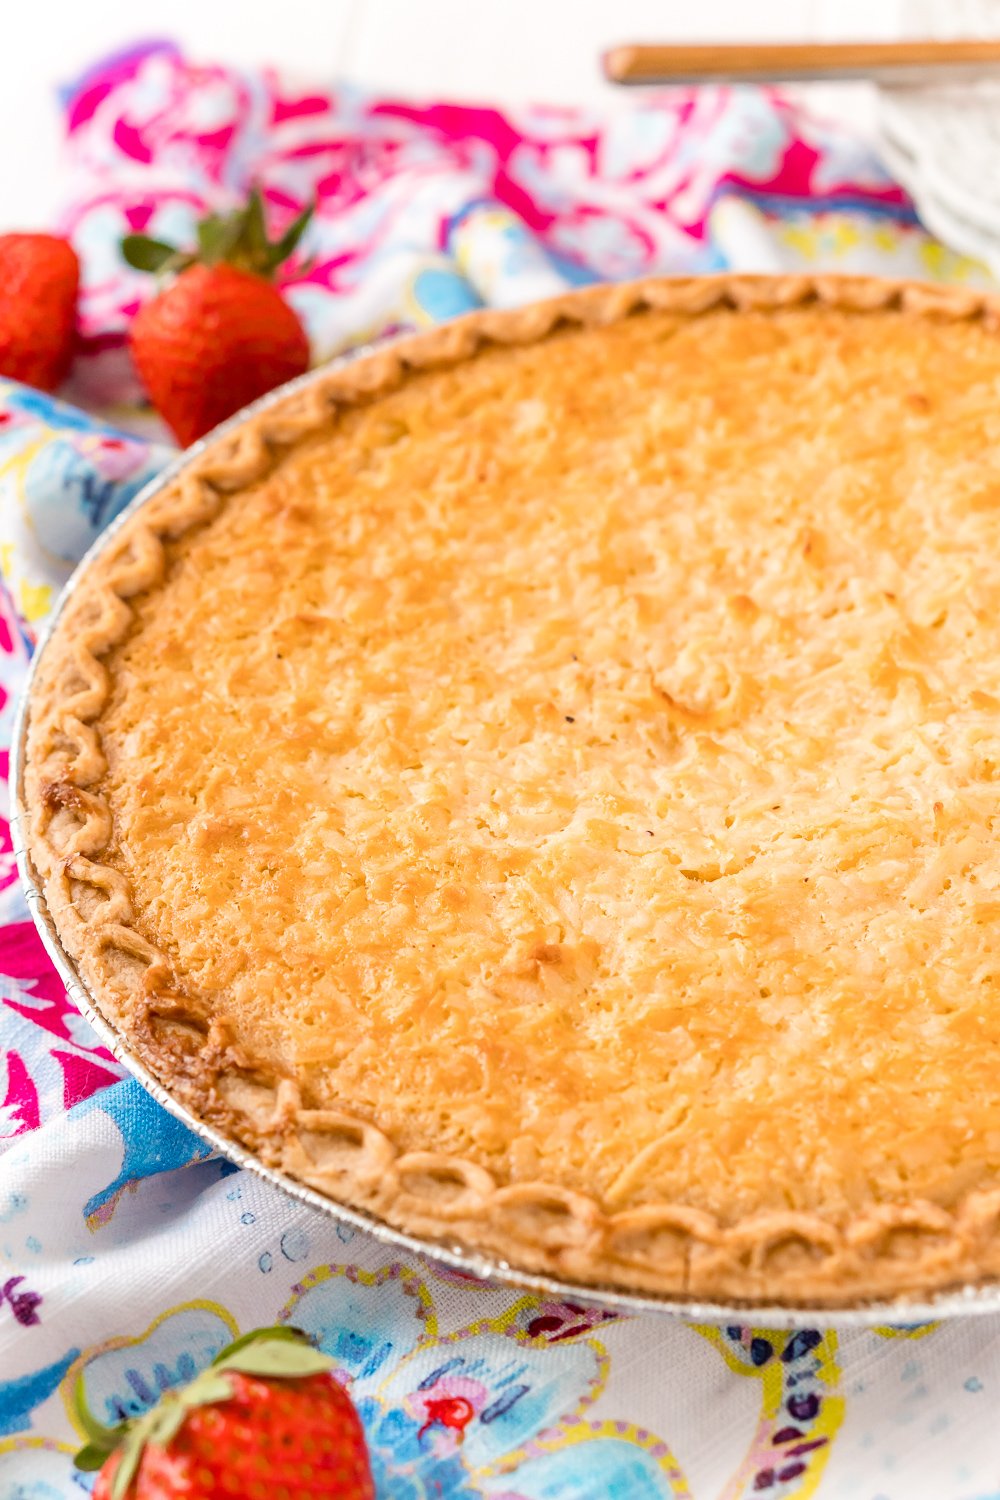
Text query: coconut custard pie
23 274 1000 1307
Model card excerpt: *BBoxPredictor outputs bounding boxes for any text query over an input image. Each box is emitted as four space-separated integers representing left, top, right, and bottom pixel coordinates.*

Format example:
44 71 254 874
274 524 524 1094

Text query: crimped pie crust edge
23 272 1000 1308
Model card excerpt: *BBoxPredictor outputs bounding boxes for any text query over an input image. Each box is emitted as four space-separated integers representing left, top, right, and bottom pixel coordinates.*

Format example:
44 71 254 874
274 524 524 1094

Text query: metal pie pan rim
12 332 1000 1329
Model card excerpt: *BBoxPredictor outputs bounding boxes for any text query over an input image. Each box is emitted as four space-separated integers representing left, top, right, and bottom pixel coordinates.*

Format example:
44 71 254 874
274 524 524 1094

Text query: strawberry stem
122 188 313 282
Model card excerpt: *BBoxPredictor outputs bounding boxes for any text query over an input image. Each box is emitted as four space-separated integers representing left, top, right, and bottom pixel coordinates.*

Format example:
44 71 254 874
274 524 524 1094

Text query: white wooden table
1 0 906 232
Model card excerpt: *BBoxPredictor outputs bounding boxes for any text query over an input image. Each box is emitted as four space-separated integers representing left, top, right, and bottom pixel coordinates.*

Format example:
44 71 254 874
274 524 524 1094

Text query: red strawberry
123 190 312 447
75 1326 375 1500
0 233 79 391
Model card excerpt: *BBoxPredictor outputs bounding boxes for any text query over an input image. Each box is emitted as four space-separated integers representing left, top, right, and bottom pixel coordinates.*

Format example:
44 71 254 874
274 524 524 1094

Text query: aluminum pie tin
12 348 1000 1330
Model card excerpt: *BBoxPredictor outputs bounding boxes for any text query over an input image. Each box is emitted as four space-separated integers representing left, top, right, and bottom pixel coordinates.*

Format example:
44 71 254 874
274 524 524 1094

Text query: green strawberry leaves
122 186 314 281
73 1371 116 1447
212 1322 335 1378
72 1372 119 1471
120 235 181 274
219 1341 336 1378
209 1322 306 1362
243 187 269 261
73 1441 113 1471
270 201 315 270
73 1325 335 1493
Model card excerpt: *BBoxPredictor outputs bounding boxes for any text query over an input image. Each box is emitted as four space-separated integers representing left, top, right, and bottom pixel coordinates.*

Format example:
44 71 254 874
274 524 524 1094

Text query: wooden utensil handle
604 39 1000 86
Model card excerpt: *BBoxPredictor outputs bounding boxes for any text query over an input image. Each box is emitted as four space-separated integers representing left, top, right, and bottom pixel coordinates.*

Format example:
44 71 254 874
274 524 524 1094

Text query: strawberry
123 190 312 446
0 233 80 391
75 1325 375 1500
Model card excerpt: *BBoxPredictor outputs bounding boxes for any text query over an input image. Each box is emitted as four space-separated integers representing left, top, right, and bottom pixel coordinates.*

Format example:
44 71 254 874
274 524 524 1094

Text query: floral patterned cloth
2 43 999 1499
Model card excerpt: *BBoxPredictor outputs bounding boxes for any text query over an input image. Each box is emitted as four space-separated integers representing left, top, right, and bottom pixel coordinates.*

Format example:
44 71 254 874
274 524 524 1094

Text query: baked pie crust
23 273 1000 1307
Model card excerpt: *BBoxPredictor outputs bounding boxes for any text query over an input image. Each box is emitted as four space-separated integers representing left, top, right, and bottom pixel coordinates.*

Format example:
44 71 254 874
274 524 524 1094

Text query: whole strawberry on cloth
123 190 312 446
75 1325 375 1499
0 233 80 391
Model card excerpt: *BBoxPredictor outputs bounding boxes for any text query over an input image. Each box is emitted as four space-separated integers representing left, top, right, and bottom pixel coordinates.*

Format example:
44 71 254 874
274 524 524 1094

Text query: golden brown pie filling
25 277 1000 1304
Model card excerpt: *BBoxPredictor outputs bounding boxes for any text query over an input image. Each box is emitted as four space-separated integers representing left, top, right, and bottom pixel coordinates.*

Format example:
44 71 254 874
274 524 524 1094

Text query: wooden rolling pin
603 39 1000 87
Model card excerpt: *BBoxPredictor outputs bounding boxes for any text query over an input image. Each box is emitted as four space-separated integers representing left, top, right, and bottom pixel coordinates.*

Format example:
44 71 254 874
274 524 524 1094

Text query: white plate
877 0 1000 278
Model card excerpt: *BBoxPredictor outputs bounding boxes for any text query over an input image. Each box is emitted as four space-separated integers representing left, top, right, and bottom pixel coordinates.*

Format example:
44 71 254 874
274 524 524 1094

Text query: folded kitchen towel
1 41 998 1500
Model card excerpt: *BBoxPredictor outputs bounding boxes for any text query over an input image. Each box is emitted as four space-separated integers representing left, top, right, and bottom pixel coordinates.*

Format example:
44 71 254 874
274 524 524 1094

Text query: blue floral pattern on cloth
0 380 171 636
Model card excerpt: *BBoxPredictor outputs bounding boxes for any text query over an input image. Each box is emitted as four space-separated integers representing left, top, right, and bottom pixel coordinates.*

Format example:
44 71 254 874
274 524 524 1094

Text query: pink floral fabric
55 39 931 421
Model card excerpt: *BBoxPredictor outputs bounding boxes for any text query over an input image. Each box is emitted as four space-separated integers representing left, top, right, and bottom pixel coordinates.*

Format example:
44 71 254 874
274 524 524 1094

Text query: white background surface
0 0 918 232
